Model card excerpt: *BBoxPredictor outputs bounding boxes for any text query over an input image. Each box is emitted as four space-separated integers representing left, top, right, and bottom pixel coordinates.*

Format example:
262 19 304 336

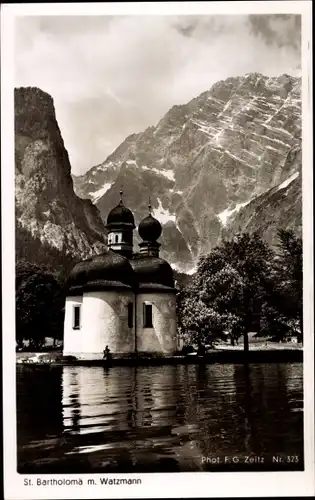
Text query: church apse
63 191 177 359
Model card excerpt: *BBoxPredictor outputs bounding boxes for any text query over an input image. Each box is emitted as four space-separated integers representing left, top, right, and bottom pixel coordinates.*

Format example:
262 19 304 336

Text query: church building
63 192 178 359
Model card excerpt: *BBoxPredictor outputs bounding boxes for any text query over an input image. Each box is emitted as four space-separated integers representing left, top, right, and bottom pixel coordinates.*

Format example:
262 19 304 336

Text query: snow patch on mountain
224 150 255 170
218 170 299 228
170 188 183 195
95 161 114 172
71 73 301 270
141 165 175 181
172 262 196 275
251 131 291 149
185 240 196 263
217 198 253 227
263 123 293 138
265 145 282 154
187 267 197 275
152 198 176 224
91 183 112 203
277 171 299 192
160 169 175 181
175 219 184 237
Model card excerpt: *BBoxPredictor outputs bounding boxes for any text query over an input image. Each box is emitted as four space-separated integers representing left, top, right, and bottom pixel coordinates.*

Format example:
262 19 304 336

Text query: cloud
14 15 301 175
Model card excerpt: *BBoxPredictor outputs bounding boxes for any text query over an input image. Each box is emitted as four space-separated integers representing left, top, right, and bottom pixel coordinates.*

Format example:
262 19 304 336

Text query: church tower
130 202 178 354
138 200 162 258
106 189 135 258
63 193 178 360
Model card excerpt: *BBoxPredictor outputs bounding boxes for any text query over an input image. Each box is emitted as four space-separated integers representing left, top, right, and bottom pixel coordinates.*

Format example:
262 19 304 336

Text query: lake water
16 363 304 473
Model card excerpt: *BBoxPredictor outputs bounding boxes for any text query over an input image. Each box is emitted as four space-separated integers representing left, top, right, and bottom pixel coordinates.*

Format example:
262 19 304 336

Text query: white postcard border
1 2 314 499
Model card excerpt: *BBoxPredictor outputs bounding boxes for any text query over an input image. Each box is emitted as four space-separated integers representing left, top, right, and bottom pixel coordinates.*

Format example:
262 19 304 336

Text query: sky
15 14 301 175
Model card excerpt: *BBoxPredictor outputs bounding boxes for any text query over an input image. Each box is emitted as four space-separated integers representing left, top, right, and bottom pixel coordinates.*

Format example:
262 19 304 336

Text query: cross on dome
106 187 135 229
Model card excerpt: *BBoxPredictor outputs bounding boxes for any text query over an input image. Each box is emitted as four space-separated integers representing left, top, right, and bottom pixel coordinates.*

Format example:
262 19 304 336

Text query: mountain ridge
73 72 301 271
15 86 107 267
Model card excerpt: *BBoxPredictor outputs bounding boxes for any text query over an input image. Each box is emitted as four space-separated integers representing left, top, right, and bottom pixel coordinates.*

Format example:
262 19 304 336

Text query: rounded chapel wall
136 292 177 354
63 296 83 356
80 291 135 357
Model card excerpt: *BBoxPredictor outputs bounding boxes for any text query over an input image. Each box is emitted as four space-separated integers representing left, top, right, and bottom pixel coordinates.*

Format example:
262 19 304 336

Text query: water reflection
17 363 304 473
62 366 179 434
17 366 63 443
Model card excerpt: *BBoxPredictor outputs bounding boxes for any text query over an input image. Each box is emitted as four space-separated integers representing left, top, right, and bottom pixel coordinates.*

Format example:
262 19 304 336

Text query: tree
277 229 302 336
177 233 275 352
218 233 275 350
261 229 302 341
177 289 227 348
16 222 76 280
16 260 65 349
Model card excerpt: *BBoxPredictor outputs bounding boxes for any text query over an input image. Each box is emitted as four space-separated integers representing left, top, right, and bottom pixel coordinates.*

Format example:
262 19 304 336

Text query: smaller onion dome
138 214 162 242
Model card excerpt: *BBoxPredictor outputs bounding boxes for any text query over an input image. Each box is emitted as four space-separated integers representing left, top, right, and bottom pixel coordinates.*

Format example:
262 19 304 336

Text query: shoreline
16 348 303 367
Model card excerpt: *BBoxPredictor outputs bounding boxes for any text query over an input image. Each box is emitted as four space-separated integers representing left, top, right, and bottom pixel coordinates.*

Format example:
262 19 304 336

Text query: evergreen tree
261 229 302 341
16 222 76 279
178 233 275 352
16 260 65 349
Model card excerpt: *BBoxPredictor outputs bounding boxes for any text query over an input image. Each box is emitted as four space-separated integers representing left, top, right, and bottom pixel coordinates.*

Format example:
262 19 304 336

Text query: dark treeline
15 229 302 350
16 223 76 279
16 260 67 349
16 225 77 349
176 229 302 350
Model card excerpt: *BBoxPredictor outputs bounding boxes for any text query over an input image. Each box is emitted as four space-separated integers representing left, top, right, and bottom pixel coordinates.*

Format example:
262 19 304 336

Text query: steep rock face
72 73 301 271
221 144 302 245
15 87 107 263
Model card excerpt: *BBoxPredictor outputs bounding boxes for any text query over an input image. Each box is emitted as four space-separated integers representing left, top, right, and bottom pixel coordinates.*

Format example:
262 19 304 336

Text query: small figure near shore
103 345 111 361
197 344 206 357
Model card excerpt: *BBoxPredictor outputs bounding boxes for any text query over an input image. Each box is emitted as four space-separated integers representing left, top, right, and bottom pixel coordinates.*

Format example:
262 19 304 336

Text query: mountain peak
73 72 301 272
15 88 107 266
15 86 55 108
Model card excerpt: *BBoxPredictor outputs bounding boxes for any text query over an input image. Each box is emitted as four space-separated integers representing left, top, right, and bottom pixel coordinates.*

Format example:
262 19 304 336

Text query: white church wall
63 296 83 356
135 292 177 354
63 289 178 359
79 290 136 359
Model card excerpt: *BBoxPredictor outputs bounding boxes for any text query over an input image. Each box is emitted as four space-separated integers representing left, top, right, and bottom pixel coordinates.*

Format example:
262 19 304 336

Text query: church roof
67 253 175 294
66 194 175 295
106 200 135 229
67 250 135 294
138 214 162 242
130 256 175 291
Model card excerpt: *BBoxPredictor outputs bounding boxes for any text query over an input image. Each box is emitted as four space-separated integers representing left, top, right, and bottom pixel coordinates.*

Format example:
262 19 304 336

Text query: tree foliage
177 231 302 349
16 260 66 348
260 229 302 340
16 222 76 280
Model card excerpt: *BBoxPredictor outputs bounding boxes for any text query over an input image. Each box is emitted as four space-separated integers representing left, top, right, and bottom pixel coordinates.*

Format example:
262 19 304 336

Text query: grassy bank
16 344 303 367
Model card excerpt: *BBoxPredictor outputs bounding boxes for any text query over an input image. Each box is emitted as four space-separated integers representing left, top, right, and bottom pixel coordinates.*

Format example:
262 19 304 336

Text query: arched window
127 303 133 328
143 303 153 328
73 305 81 330
115 234 119 243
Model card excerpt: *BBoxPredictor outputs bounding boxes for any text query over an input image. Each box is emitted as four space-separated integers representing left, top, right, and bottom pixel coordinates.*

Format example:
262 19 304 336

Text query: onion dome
130 256 175 292
66 250 135 295
106 190 135 229
138 214 162 242
67 258 92 288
